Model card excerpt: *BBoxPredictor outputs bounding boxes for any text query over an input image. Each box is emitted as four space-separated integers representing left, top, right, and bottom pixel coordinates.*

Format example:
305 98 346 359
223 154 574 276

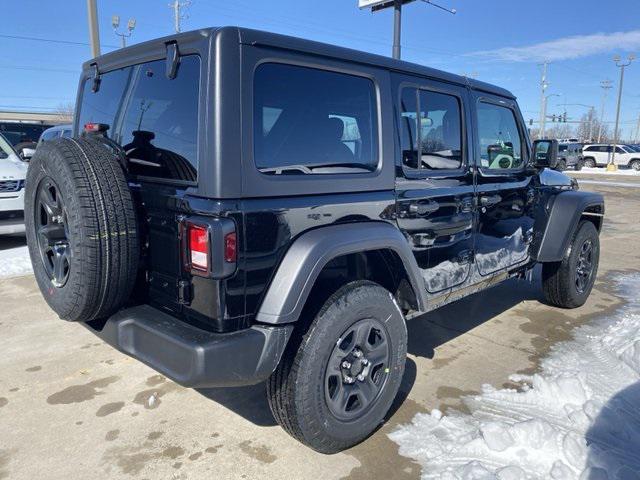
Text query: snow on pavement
571 167 640 176
0 244 33 278
390 274 640 479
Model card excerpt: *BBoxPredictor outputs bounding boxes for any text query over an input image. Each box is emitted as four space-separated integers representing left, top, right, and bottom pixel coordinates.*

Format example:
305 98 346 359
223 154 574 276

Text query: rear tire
542 221 599 309
556 159 567 171
25 137 139 322
583 157 596 168
267 281 407 453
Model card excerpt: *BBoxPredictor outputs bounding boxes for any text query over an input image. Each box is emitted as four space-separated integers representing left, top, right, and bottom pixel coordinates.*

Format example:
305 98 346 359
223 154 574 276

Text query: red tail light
224 232 237 263
188 224 209 272
84 122 109 133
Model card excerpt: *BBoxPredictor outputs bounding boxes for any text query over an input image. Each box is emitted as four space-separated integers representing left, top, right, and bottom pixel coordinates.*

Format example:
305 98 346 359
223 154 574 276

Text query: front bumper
84 305 293 387
0 189 25 235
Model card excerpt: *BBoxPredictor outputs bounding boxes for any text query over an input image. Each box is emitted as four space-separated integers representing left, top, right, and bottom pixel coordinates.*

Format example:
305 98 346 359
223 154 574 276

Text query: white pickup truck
0 133 28 235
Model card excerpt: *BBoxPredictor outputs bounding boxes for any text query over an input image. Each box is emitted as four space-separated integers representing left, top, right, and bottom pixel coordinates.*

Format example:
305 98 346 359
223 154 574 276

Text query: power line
0 65 79 74
0 33 118 50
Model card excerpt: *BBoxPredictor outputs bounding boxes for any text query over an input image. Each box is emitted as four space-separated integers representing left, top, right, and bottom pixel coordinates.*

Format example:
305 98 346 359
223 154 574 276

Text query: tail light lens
182 217 237 278
224 232 237 263
188 224 209 272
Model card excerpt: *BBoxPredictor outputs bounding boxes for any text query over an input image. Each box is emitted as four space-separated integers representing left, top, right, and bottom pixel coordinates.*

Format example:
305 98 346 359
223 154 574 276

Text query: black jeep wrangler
25 27 604 453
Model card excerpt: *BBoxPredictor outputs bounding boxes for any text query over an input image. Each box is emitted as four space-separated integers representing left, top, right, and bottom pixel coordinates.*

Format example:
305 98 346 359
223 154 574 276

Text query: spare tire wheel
25 136 139 322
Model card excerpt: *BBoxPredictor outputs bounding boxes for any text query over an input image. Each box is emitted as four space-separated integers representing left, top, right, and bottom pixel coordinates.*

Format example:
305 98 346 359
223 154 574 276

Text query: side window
615 146 625 154
400 87 463 170
476 102 523 170
77 55 200 182
253 63 378 175
584 146 595 152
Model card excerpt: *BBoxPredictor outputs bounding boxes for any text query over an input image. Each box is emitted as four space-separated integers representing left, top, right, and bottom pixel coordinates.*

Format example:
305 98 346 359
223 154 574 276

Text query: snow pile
0 245 33 278
390 274 640 479
572 167 640 176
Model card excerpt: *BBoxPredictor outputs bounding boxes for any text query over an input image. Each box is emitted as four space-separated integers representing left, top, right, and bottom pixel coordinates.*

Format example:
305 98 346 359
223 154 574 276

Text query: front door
472 95 535 277
394 77 475 295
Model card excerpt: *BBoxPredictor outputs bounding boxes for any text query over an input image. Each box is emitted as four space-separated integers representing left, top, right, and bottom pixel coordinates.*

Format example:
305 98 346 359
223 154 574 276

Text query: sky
1 0 639 139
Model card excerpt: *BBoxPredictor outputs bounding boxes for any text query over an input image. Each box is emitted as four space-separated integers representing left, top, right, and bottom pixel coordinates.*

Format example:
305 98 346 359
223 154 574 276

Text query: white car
0 133 28 235
582 144 640 170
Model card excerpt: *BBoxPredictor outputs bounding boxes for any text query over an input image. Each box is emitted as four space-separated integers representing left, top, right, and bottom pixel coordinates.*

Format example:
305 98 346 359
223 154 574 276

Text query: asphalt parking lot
1 172 639 480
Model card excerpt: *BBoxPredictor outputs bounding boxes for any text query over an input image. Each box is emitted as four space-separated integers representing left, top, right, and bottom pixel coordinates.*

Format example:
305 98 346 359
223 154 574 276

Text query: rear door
394 76 475 295
472 94 535 276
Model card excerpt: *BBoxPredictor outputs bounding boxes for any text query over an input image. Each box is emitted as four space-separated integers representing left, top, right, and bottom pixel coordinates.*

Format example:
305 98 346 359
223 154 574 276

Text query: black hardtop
82 26 515 100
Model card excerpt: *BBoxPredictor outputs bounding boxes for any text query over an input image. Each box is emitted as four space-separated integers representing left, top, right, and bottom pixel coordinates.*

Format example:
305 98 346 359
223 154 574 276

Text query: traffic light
562 112 568 123
551 114 557 122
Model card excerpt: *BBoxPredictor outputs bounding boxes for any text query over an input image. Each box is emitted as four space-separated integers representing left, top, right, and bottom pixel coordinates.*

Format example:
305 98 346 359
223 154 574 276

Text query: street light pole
610 54 635 169
598 80 612 143
112 15 136 48
538 61 549 139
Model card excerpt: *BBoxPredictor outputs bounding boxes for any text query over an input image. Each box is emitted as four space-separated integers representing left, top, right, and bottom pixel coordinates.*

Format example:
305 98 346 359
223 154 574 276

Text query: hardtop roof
83 26 515 99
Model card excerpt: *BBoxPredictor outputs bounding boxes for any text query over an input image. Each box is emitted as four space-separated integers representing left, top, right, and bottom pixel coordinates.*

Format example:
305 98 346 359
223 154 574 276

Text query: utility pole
112 15 136 48
86 0 101 58
169 0 191 33
635 112 640 143
538 61 549 139
598 80 612 143
392 0 402 60
610 54 635 169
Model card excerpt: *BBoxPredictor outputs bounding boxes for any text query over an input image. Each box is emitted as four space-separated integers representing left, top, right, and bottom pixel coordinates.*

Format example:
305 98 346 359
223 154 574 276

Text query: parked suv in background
582 143 640 169
556 142 583 171
37 124 73 146
0 133 27 235
25 27 604 453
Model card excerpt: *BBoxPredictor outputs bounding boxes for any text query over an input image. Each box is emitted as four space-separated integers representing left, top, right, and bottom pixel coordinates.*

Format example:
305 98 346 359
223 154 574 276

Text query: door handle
479 194 502 207
409 201 439 215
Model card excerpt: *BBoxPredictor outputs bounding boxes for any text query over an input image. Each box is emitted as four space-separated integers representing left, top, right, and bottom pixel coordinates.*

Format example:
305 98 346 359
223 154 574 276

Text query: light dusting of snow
0 244 33 278
390 274 640 479
475 227 531 276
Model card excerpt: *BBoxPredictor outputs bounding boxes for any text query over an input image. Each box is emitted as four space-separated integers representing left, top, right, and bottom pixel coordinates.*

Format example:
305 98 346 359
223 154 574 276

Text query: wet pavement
1 176 638 479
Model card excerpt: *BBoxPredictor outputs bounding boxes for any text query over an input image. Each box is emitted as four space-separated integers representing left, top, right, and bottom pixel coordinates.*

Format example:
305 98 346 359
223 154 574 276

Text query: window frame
75 54 203 188
251 60 382 177
397 81 468 179
474 96 529 174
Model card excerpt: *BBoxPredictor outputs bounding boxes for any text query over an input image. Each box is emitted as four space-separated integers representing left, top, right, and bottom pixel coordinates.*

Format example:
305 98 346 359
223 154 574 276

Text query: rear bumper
83 305 293 387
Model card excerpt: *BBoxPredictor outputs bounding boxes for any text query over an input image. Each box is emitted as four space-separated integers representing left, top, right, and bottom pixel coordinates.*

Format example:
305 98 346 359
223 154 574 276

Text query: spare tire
25 137 139 322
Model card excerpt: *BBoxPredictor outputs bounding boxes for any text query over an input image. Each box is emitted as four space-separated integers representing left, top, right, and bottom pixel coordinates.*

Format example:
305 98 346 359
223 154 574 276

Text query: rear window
253 63 378 175
77 55 200 182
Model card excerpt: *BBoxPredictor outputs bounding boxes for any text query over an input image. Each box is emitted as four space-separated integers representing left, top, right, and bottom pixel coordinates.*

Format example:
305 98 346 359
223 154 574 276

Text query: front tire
542 221 599 308
575 159 584 171
630 159 640 171
267 281 407 453
556 159 567 171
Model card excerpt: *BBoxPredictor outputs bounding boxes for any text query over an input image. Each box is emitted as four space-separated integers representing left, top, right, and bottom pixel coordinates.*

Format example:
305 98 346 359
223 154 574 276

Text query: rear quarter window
77 55 200 183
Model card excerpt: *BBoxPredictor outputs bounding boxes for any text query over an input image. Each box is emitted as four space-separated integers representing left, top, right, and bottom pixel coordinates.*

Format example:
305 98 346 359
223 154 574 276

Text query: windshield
0 134 17 158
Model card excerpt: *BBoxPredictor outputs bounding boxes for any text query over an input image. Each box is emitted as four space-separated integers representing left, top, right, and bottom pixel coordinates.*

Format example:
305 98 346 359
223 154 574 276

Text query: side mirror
20 148 35 161
532 139 558 169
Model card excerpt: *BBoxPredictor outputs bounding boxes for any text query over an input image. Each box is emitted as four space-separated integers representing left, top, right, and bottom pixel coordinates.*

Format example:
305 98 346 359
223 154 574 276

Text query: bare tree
55 102 75 123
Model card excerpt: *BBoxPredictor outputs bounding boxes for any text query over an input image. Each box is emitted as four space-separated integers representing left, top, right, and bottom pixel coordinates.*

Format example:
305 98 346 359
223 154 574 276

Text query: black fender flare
255 222 427 324
535 190 604 263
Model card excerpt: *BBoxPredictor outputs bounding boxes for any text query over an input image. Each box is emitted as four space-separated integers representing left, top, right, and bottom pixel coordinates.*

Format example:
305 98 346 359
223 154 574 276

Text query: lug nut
342 361 351 369
345 376 354 384
353 350 363 358
357 374 365 382
362 359 369 366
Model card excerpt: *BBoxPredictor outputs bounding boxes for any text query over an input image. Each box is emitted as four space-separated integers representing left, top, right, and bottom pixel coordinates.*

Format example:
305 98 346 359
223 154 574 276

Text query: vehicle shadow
586 381 640 477
407 272 544 359
195 356 419 428
195 272 543 427
0 234 27 251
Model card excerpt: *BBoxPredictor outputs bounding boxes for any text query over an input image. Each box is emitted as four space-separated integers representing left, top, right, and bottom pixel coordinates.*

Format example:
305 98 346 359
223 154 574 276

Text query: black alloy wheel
325 318 390 421
35 177 71 287
575 239 594 294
